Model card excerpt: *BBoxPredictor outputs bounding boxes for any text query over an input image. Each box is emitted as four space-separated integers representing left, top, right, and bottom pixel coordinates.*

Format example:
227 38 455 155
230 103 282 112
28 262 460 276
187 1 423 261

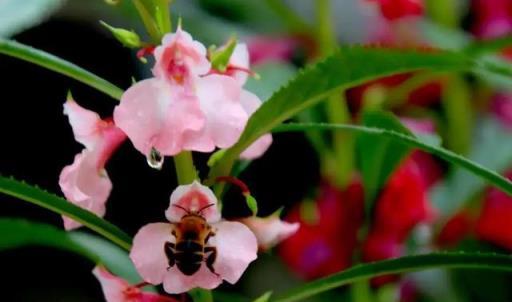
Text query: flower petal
59 150 111 230
188 75 247 150
163 265 222 294
130 223 174 285
114 78 205 156
239 90 272 159
210 221 258 284
153 27 210 87
63 99 102 149
240 216 299 250
165 181 221 223
229 43 250 85
93 266 131 302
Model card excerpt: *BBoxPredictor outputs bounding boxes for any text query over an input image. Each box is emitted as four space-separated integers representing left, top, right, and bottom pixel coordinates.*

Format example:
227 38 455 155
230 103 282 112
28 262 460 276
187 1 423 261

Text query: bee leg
204 246 220 277
164 241 176 271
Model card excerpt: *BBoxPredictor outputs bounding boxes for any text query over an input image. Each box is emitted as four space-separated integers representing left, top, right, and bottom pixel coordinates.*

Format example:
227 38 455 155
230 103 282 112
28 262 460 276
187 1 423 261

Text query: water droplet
147 147 164 170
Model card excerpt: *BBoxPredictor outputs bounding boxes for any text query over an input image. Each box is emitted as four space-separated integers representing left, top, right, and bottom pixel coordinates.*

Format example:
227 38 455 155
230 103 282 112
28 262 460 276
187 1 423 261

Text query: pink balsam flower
59 99 126 230
93 266 177 302
130 181 258 294
239 214 299 250
114 27 271 159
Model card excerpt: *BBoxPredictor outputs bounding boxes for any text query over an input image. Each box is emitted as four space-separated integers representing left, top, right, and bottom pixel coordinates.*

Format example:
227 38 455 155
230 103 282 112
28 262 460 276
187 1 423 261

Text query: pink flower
152 26 211 89
59 99 126 230
114 28 271 159
471 0 512 39
93 266 177 302
239 214 299 250
246 36 298 65
130 181 257 294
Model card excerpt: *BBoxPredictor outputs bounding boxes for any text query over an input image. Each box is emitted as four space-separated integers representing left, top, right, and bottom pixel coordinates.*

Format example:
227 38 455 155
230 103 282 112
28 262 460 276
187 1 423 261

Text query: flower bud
100 21 141 48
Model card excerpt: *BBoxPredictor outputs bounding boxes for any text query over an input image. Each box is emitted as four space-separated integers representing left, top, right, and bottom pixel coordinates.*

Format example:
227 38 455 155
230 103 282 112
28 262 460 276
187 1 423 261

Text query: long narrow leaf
0 38 124 100
207 47 483 181
272 123 512 196
273 252 512 302
0 176 132 250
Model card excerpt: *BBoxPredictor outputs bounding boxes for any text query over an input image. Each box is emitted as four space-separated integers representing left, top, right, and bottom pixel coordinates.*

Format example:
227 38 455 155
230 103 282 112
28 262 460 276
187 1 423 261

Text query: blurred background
1 0 512 301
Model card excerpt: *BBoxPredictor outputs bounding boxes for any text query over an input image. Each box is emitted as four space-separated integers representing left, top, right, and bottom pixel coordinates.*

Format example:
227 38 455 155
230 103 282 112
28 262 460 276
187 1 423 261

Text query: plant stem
315 0 355 188
133 0 162 43
174 151 198 185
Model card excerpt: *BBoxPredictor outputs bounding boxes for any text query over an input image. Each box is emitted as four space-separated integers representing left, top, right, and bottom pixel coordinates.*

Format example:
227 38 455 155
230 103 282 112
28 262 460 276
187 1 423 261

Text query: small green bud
245 194 258 216
210 37 237 72
100 21 141 48
207 149 226 167
253 291 272 302
104 0 121 5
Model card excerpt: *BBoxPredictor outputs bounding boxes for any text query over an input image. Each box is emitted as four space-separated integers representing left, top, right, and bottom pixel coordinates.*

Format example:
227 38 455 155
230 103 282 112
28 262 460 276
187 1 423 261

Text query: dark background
0 18 319 300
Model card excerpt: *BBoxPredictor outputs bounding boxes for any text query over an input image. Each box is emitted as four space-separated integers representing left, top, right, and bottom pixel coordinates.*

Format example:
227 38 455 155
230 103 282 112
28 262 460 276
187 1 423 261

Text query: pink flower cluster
57 27 296 298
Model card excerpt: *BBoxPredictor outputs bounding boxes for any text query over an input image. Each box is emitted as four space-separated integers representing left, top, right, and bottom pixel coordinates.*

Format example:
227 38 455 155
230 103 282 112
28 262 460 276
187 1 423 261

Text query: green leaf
0 176 132 250
254 291 272 302
189 289 214 302
272 252 512 302
430 116 512 216
0 219 151 288
0 38 124 100
0 0 65 38
245 62 297 101
100 21 141 48
0 218 98 262
70 232 143 284
357 110 412 209
208 46 500 182
272 123 512 197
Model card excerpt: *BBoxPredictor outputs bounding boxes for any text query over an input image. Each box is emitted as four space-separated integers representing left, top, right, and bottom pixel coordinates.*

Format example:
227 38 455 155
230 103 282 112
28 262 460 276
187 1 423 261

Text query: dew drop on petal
147 147 164 170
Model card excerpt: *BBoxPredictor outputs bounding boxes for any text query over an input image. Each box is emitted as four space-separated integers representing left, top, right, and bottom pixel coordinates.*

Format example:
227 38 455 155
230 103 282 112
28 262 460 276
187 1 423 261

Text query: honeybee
164 204 219 276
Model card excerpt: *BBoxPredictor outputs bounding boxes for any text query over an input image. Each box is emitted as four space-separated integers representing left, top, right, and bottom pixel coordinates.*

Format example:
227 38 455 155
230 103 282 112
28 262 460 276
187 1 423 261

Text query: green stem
426 0 458 28
315 0 354 187
264 0 312 34
133 0 162 43
174 151 198 185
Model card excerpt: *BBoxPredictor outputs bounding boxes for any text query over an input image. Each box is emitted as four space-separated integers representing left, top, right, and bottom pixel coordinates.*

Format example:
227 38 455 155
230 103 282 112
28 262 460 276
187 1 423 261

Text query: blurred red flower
471 0 512 39
436 210 475 247
279 180 364 280
475 170 512 250
367 0 424 21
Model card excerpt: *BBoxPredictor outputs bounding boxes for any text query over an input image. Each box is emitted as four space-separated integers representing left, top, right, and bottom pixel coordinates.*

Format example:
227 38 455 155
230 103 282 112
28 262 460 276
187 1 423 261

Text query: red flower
471 0 512 39
279 180 364 280
373 157 435 240
362 231 402 286
475 171 512 250
367 0 424 21
436 210 475 247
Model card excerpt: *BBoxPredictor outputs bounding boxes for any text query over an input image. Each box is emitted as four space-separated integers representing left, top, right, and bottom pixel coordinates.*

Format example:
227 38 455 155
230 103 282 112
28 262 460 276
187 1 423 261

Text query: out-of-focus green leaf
0 176 132 250
430 117 512 216
357 110 412 209
245 61 297 101
0 0 65 38
254 291 272 302
208 46 477 182
272 252 512 302
272 123 512 198
189 289 214 302
0 39 124 100
69 232 142 284
0 218 98 262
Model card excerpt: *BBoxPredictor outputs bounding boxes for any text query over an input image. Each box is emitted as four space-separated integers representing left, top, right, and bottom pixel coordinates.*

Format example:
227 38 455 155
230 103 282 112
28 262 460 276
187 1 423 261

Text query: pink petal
130 223 174 285
63 99 102 149
239 90 272 159
59 150 110 230
93 266 177 302
153 27 211 87
93 266 132 302
240 216 299 250
210 221 258 284
165 181 221 223
229 43 250 85
114 78 205 156
163 265 222 294
187 75 247 150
